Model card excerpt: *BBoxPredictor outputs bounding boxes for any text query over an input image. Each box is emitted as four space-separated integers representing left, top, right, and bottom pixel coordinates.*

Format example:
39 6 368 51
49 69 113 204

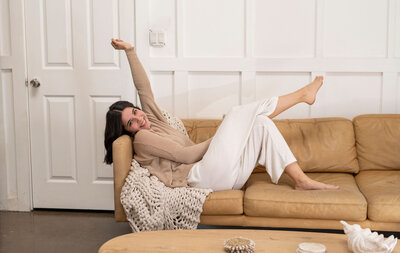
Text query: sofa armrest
112 135 132 222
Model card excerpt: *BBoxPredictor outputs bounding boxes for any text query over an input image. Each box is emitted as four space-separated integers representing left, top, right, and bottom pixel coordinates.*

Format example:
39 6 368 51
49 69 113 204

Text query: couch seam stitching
244 199 367 206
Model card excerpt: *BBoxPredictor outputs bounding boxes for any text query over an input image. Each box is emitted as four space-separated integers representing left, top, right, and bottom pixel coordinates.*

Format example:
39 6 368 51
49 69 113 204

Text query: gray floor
1 209 398 253
1 209 132 253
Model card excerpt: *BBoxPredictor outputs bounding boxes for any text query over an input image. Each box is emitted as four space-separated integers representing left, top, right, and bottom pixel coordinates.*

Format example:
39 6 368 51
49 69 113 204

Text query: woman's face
121 107 151 134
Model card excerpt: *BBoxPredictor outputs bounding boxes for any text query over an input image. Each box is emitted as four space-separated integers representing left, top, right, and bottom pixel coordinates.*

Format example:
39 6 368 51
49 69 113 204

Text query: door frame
0 0 32 211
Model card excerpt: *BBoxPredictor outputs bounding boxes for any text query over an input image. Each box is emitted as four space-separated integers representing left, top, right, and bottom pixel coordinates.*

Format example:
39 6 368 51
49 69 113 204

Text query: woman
105 38 339 191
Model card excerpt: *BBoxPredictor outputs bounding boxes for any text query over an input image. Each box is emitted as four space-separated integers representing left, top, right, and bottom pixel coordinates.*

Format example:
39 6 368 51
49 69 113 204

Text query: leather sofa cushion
274 118 359 173
202 190 243 215
244 173 367 221
355 170 400 222
182 119 222 144
353 114 400 171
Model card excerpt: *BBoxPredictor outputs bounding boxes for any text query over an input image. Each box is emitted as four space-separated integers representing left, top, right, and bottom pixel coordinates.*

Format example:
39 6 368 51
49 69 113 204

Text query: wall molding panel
255 72 311 119
150 71 174 113
397 73 400 112
149 0 176 58
253 0 316 58
173 70 189 117
147 58 400 72
382 72 398 113
310 72 383 119
188 71 240 118
240 71 256 106
183 0 245 58
323 0 388 58
395 0 400 58
387 0 397 57
141 0 400 119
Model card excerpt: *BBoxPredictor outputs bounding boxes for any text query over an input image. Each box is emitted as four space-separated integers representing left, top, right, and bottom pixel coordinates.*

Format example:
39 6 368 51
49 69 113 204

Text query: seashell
224 237 255 253
340 221 398 253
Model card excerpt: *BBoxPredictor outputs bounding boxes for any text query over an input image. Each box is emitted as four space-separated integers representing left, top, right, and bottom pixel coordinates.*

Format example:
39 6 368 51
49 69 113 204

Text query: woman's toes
325 184 340 190
302 77 324 105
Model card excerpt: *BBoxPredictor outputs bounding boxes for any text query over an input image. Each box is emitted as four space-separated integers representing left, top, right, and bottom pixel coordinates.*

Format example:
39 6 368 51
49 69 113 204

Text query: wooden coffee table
98 229 400 253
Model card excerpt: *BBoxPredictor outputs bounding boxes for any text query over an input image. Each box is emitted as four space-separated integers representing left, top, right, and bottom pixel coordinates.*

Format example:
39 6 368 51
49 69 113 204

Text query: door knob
30 78 41 88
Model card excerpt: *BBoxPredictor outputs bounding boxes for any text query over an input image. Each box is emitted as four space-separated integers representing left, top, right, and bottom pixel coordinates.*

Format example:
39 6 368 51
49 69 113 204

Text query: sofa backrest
181 119 222 143
273 118 359 173
353 114 400 171
182 117 359 173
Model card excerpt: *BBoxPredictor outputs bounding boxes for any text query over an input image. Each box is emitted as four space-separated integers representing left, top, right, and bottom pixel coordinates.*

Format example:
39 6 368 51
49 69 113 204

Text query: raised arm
134 130 213 164
110 38 158 115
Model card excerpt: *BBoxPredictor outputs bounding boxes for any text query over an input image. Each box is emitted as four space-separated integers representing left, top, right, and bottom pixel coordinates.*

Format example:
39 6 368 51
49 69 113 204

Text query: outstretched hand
111 38 133 50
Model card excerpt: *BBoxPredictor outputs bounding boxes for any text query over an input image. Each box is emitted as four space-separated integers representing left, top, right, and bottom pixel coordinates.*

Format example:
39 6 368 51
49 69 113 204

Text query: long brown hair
104 101 141 164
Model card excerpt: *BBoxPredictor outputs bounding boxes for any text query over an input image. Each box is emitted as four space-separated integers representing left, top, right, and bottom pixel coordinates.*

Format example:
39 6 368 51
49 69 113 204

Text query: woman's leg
285 162 339 190
268 76 324 119
188 97 279 191
231 115 339 191
262 76 339 189
188 77 335 191
256 116 339 190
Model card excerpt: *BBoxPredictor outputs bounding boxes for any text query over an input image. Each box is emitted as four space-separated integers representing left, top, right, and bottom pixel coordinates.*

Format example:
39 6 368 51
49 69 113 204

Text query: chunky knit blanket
120 159 213 233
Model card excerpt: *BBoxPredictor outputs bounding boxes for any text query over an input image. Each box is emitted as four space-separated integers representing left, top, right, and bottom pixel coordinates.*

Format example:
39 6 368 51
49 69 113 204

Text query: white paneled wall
397 0 400 58
149 0 176 57
311 73 383 118
150 71 174 112
142 0 400 119
254 0 316 58
324 0 388 58
188 72 240 118
255 73 311 118
183 0 245 57
398 73 400 112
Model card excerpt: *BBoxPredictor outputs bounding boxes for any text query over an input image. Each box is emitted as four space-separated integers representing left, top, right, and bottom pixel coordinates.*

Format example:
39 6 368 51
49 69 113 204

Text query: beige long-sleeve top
126 48 212 188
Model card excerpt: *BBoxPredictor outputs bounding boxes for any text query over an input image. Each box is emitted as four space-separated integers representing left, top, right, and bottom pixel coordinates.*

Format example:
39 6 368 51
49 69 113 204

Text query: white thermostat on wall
149 29 166 47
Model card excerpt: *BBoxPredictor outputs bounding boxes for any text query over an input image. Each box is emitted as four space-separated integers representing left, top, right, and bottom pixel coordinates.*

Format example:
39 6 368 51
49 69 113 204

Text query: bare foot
295 177 339 191
300 76 324 105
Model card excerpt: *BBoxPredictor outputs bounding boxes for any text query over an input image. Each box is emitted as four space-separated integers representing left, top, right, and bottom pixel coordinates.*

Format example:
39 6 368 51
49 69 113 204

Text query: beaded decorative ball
224 237 256 253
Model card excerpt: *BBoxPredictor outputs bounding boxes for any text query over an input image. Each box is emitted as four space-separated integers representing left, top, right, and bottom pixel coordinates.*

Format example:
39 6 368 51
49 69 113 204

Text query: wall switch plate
149 29 166 47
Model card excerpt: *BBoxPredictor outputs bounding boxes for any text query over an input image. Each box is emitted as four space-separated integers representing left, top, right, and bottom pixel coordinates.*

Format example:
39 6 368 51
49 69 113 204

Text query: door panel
26 0 135 209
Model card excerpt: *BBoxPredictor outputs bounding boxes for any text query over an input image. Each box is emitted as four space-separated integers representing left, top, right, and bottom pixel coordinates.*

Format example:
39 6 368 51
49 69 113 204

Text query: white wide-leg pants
187 97 297 191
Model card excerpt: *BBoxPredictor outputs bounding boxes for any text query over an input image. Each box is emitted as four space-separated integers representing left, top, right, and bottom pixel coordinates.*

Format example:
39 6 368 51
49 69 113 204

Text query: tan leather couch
112 114 400 232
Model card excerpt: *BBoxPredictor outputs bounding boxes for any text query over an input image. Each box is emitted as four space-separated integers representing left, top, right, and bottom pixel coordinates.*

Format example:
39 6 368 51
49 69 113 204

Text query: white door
26 0 136 209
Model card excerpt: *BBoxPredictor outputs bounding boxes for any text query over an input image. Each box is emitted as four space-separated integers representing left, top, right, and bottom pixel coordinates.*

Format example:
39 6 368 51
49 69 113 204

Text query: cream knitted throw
120 109 212 232
120 159 213 233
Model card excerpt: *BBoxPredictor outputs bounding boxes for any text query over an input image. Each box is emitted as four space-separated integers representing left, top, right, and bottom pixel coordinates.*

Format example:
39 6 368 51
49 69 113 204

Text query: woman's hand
111 38 133 50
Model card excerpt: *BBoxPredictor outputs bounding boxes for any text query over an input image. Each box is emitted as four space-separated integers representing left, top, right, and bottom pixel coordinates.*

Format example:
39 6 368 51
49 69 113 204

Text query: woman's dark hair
104 101 141 164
